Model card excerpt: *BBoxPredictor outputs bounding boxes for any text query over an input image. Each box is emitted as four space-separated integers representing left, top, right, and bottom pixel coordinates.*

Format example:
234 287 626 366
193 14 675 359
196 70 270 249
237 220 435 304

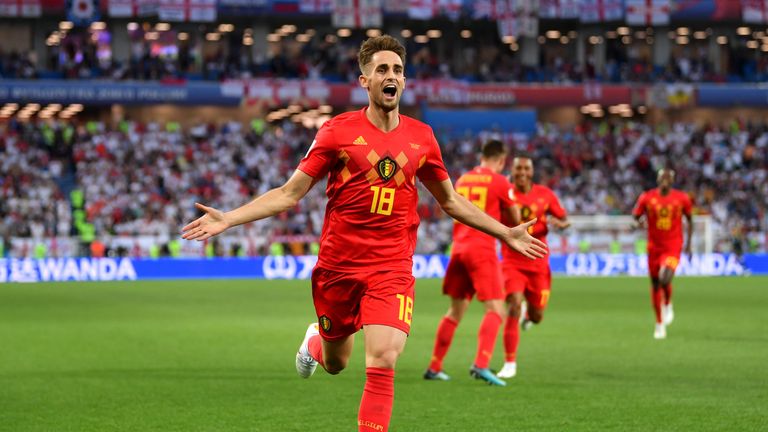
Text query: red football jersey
297 108 450 273
632 188 692 250
451 166 515 254
502 184 566 270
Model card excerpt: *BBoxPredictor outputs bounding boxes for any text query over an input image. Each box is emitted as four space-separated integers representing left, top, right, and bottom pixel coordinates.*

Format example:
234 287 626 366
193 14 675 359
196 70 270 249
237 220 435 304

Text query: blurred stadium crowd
4 31 768 83
1 117 765 256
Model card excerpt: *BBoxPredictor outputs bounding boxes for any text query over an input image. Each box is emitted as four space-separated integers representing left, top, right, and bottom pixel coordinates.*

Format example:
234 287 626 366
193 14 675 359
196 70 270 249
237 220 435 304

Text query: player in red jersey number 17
632 168 693 340
424 140 519 387
181 35 547 432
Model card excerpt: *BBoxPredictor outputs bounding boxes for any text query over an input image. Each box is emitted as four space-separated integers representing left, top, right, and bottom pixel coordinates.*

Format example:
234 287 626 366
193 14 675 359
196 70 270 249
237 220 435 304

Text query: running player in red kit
181 36 547 432
424 140 519 386
497 153 569 379
632 168 693 340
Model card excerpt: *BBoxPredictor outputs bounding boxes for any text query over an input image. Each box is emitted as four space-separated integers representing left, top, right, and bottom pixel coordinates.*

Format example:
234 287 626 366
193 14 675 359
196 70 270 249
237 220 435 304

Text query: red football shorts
443 251 504 301
648 247 682 279
311 267 415 341
503 264 552 309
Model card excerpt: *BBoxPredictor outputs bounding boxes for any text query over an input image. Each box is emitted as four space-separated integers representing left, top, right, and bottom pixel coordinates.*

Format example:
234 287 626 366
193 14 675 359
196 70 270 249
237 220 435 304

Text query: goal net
547 215 715 255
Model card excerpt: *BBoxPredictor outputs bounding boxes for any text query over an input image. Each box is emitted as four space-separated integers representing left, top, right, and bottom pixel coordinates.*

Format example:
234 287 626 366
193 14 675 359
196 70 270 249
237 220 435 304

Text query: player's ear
359 73 369 90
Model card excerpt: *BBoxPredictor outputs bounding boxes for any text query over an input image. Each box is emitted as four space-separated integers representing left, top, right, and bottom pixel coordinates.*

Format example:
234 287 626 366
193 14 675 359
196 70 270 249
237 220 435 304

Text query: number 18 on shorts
311 268 416 340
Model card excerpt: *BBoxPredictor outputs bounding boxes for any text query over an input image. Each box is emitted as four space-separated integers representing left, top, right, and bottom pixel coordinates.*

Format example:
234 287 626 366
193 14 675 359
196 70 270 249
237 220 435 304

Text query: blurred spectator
1 118 766 255
3 30 767 83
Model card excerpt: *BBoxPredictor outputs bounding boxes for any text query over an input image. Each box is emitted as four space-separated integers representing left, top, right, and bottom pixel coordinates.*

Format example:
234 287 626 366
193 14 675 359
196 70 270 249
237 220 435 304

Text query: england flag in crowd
0 0 41 17
539 0 579 19
742 0 768 24
625 0 670 26
332 0 382 28
579 0 623 23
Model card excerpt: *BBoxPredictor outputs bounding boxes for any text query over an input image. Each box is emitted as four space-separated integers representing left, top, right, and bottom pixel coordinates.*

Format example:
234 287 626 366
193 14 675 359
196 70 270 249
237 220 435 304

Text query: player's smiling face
512 157 534 189
360 50 405 112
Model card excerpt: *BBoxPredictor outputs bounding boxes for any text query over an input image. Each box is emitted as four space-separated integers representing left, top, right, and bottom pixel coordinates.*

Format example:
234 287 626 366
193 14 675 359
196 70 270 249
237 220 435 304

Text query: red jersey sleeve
498 180 517 226
494 175 515 209
297 122 337 179
681 192 692 216
547 190 567 219
416 131 449 182
632 192 647 217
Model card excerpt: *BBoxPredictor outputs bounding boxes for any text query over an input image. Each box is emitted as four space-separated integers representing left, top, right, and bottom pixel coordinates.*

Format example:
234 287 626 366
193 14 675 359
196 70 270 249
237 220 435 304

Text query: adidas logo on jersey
353 136 368 145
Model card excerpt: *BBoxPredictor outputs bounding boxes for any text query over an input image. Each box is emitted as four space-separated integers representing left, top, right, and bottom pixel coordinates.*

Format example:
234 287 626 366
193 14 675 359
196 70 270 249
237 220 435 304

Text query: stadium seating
2 32 767 83
1 119 765 256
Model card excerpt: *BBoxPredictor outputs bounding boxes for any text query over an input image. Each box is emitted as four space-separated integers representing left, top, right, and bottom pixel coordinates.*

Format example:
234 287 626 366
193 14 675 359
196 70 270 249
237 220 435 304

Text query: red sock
307 335 325 369
651 288 663 324
428 316 458 372
474 311 503 369
503 315 519 362
661 283 672 305
358 367 394 432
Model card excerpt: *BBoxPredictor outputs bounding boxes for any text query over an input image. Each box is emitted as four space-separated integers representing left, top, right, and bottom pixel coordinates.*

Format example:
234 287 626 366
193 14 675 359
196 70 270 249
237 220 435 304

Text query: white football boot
653 323 667 340
663 303 675 326
496 361 517 379
295 323 320 378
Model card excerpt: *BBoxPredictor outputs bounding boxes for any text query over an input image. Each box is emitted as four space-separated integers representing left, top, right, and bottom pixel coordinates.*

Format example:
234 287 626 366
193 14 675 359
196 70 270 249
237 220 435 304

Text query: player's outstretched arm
551 217 571 230
504 204 522 226
181 170 315 241
423 179 547 259
631 215 645 230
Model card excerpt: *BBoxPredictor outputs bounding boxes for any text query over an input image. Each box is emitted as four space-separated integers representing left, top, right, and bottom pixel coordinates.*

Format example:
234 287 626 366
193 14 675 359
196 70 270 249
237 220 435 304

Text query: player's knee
528 309 544 323
368 347 402 369
323 356 349 375
446 309 464 323
488 302 507 318
507 300 522 318
659 270 674 286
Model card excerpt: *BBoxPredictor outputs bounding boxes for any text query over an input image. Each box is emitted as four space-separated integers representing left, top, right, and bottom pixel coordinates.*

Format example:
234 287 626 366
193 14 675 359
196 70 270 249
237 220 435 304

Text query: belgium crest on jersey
377 157 398 181
319 315 332 332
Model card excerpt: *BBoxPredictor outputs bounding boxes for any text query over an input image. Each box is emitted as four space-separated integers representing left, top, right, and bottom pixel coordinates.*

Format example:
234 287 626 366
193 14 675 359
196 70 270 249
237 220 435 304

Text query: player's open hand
552 218 571 230
505 218 548 260
181 203 230 241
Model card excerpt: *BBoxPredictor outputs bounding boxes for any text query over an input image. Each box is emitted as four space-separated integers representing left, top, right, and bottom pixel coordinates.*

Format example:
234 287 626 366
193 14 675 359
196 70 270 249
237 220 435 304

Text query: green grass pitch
1 276 766 431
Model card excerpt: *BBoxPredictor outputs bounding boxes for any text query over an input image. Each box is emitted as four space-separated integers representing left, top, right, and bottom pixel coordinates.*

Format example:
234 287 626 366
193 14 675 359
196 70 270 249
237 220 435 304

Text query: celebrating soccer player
497 153 569 379
181 35 547 432
632 168 693 340
424 140 519 387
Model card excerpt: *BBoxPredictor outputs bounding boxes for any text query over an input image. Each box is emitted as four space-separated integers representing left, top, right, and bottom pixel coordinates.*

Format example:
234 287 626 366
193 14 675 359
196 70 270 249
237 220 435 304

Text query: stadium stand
2 1 768 260
3 28 768 83
2 119 765 256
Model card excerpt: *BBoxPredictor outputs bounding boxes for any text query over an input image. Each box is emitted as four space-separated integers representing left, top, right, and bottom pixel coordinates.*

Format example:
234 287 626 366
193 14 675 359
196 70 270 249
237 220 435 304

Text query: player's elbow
278 186 303 210
439 193 463 219
284 195 301 211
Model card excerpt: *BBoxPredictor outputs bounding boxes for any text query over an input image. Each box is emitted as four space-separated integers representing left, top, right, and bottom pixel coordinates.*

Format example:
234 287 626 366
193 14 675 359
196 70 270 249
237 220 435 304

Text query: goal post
548 215 715 254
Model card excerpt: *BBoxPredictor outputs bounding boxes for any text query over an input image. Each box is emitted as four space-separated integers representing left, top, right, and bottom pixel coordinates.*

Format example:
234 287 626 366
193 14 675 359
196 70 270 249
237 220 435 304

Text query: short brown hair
513 151 534 161
358 35 406 74
481 140 507 159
